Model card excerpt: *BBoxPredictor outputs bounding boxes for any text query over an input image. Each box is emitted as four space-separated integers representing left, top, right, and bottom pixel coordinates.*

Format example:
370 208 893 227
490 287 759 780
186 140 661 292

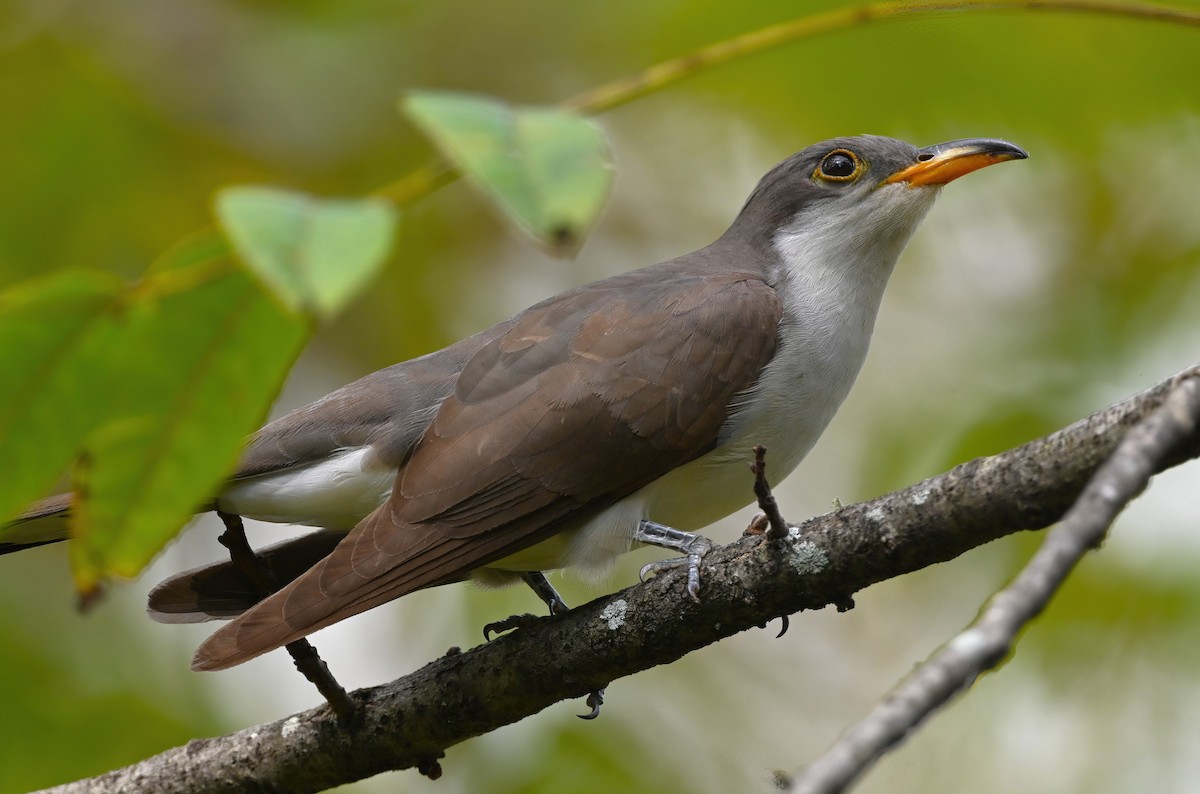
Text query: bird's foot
482 571 570 640
757 614 790 638
634 520 713 602
482 613 541 641
482 571 607 717
578 686 606 720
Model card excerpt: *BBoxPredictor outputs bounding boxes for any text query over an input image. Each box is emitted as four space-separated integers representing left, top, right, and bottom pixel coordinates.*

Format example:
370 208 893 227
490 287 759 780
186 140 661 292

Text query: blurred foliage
0 635 207 792
0 270 124 525
401 91 613 251
1 1 1199 793
215 187 396 318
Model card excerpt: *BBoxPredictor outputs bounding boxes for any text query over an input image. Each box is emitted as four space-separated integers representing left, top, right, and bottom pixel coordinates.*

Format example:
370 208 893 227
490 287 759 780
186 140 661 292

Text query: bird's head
728 134 1027 285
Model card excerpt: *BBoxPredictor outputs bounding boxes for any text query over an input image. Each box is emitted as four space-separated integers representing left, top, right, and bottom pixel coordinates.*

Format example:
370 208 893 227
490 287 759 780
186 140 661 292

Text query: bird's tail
1 493 72 555
189 503 464 672
147 529 347 623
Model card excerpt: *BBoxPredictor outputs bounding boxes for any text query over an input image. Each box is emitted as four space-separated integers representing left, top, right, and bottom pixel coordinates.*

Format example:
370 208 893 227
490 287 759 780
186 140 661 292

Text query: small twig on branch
750 445 792 540
216 511 356 723
39 367 1200 794
784 374 1200 794
561 1 1200 116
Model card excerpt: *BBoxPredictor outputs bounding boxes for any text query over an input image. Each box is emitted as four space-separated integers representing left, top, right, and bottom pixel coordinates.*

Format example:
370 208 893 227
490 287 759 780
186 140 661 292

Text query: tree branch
40 366 1200 794
785 373 1200 794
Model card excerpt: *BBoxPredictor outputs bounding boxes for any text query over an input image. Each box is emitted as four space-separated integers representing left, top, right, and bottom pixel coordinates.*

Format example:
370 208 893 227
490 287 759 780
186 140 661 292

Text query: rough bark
787 373 1200 793
40 365 1200 794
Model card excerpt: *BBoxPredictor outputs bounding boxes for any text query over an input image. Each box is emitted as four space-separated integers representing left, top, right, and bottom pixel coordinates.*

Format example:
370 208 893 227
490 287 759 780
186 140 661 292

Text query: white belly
484 314 874 578
217 178 931 582
217 447 395 530
484 195 921 578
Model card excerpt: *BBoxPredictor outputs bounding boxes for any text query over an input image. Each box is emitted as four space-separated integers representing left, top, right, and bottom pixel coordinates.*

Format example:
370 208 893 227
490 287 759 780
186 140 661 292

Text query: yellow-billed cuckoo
5 135 1026 672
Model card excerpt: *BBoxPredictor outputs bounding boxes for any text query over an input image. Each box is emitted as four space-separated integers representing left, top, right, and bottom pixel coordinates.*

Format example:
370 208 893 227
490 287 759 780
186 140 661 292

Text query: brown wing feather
147 530 346 623
233 324 510 478
193 255 783 670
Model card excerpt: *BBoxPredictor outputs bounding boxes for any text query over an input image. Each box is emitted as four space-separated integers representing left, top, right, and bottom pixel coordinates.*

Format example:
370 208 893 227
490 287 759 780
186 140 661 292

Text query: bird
4 135 1027 672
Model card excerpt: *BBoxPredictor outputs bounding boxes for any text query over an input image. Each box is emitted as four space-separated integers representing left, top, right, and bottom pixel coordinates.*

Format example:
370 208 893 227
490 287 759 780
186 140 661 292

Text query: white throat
546 183 945 576
720 183 942 478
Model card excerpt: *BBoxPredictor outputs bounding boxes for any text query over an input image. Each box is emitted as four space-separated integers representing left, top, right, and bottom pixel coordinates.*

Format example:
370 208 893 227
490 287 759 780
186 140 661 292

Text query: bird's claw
578 687 606 720
638 536 710 601
757 614 790 637
483 612 539 641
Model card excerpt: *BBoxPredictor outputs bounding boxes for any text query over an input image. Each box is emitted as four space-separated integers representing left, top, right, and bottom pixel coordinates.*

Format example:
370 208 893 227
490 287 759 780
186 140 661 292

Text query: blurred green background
2 1 1200 792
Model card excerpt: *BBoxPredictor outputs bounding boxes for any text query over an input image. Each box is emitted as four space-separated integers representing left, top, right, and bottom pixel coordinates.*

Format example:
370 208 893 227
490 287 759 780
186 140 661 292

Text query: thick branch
786 375 1200 794
41 366 1200 794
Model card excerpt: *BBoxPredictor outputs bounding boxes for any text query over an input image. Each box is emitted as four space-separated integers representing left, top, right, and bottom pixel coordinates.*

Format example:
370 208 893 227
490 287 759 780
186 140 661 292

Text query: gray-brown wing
233 323 511 478
4 333 494 553
193 262 783 669
0 493 73 554
147 529 345 623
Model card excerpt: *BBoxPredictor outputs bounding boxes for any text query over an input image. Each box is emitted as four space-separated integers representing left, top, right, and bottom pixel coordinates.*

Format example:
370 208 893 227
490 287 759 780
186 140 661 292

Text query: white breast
219 184 939 581
524 182 941 576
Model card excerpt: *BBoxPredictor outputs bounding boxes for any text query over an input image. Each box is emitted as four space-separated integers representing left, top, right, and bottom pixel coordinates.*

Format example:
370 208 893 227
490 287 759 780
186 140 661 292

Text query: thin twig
133 1 1200 299
750 445 791 540
784 374 1200 794
563 0 1200 116
215 511 356 723
375 0 1200 208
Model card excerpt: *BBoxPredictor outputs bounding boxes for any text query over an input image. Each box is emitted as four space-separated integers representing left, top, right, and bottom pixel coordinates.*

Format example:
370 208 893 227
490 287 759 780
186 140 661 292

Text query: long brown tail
0 493 72 555
147 529 347 623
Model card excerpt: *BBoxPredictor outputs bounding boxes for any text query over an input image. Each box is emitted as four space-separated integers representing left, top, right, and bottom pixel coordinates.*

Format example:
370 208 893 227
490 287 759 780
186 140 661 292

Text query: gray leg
520 571 568 616
634 520 713 601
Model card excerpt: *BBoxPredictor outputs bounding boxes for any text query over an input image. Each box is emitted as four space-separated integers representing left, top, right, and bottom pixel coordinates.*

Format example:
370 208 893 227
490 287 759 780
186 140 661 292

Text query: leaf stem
378 0 1200 205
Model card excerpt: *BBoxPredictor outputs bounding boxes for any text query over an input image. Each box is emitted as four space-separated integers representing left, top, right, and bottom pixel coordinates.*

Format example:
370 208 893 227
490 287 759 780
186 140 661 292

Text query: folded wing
193 259 783 670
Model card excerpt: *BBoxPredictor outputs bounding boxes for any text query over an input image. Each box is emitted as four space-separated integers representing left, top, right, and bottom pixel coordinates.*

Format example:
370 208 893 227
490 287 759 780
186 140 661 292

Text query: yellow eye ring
815 149 862 182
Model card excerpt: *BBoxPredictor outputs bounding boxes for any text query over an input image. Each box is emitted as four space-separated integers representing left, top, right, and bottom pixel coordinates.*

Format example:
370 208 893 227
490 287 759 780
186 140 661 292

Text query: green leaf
214 187 396 319
69 237 308 587
0 270 124 527
402 90 613 253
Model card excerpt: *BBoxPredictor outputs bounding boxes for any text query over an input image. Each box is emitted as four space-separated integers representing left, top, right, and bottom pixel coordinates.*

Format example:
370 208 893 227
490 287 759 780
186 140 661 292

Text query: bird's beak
885 138 1028 187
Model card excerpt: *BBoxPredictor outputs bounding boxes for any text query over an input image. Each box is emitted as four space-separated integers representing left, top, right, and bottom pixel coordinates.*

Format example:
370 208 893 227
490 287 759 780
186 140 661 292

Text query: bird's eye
815 149 862 182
